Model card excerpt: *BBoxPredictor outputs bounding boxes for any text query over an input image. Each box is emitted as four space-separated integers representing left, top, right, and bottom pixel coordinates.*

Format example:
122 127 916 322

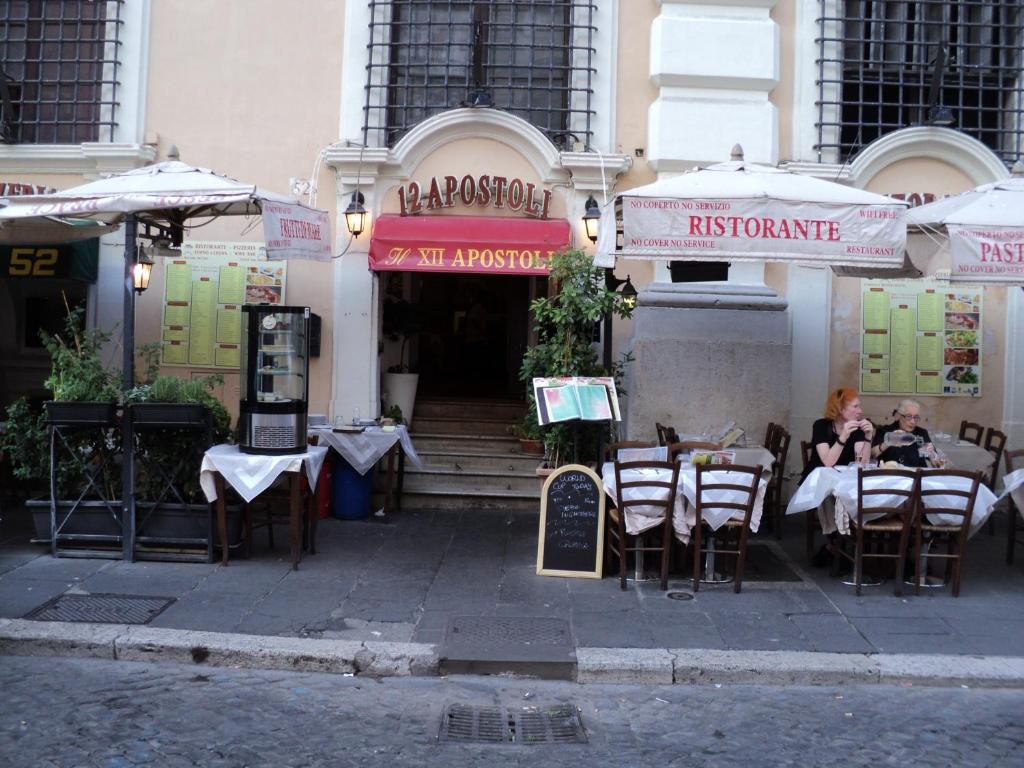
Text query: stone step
396 487 541 513
412 416 518 437
416 449 542 473
403 467 541 494
414 398 525 421
409 432 522 453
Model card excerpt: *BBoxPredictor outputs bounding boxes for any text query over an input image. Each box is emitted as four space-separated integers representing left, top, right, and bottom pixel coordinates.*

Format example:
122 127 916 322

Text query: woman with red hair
801 387 875 482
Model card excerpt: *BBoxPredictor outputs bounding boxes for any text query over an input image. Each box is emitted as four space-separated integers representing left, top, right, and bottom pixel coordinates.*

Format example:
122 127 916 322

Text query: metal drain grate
448 616 572 646
439 703 587 744
25 593 175 624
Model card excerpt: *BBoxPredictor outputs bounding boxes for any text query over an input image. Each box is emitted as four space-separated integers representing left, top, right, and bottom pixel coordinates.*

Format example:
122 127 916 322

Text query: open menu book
533 376 622 426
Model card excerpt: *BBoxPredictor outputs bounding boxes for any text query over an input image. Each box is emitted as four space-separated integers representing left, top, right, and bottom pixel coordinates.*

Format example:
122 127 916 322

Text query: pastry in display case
239 305 310 454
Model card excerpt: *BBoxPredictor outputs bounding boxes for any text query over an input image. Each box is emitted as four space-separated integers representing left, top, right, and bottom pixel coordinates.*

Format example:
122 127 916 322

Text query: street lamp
582 195 601 243
132 248 153 294
602 271 638 372
344 191 367 237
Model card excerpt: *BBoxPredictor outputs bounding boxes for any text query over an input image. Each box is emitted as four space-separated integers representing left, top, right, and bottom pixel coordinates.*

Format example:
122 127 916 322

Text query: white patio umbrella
0 156 328 388
906 161 1024 285
596 145 908 270
0 155 329 562
0 200 116 244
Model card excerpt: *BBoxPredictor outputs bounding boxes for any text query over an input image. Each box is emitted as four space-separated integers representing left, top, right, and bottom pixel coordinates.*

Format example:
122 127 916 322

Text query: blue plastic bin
332 457 373 520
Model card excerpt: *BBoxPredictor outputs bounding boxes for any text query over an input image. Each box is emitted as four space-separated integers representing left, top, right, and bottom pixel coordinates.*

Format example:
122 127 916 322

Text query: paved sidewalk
1 504 1023 683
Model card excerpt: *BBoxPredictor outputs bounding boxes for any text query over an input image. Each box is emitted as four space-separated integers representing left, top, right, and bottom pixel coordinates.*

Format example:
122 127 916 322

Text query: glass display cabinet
239 305 310 454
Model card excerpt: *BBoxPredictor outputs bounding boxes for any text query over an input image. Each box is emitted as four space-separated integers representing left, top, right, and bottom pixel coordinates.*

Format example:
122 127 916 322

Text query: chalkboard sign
536 464 605 578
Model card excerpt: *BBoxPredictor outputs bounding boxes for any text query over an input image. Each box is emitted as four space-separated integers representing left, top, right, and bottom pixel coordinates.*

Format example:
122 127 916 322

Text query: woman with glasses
872 399 933 467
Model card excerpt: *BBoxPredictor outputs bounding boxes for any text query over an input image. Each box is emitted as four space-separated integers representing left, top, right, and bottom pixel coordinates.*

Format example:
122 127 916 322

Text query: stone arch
847 126 1009 188
387 107 568 184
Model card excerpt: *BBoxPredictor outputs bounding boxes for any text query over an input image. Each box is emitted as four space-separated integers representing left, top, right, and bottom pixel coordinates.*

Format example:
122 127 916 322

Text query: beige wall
773 0 795 163
827 161 1009 435
139 0 346 418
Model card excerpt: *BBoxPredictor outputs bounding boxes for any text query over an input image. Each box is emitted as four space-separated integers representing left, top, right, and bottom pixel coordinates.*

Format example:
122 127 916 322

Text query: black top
872 421 931 467
801 418 867 482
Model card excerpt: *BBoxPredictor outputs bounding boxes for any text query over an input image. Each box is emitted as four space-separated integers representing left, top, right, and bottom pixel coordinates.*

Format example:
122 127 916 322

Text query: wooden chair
1005 449 1024 565
958 420 984 446
604 440 659 463
983 428 1007 490
833 468 918 596
764 422 781 455
655 423 678 447
666 441 722 462
800 439 820 559
690 463 763 594
765 427 791 540
606 459 680 591
914 469 982 597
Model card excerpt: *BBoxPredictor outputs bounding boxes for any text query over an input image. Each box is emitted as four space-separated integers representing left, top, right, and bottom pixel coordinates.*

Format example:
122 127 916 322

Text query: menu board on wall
860 279 982 397
161 241 287 368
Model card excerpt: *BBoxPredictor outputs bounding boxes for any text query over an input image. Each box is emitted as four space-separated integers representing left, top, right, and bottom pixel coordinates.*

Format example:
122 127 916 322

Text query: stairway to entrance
397 398 542 512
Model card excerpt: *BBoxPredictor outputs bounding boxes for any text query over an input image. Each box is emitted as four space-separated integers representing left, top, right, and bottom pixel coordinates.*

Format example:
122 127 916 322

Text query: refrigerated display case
239 305 310 454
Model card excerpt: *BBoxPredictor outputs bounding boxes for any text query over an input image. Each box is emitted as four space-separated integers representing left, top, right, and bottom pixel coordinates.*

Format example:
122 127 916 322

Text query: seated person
872 398 932 467
801 387 875 482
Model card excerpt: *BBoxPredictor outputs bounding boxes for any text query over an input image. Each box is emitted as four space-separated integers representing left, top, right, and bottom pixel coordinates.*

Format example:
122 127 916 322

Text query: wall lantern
619 275 638 310
345 191 367 238
132 248 154 294
582 195 601 243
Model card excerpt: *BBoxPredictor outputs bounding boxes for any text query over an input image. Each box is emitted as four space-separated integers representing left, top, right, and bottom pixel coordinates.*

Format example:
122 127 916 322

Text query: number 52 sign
0 241 99 282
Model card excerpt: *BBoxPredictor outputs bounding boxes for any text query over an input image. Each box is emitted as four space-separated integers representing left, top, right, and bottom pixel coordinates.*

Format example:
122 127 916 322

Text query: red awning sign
368 214 571 275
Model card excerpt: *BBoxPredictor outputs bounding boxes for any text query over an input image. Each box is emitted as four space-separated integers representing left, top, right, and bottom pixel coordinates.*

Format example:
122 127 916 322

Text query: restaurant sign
621 198 907 267
369 214 570 275
397 173 551 219
947 225 1024 283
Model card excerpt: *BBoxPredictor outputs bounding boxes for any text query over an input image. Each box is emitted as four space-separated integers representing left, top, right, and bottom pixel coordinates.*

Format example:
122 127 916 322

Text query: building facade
2 0 1022 448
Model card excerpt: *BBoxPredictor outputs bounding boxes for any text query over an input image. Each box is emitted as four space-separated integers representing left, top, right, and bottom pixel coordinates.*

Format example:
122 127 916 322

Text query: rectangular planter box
135 501 242 548
25 498 122 542
44 401 118 427
129 403 211 428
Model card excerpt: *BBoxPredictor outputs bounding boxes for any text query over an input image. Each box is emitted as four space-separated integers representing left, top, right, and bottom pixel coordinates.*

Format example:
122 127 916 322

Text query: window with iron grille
816 0 1024 166
364 0 596 149
0 0 125 144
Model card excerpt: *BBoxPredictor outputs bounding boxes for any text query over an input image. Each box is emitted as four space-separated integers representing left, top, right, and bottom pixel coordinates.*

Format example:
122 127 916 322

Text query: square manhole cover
25 593 175 624
439 703 586 744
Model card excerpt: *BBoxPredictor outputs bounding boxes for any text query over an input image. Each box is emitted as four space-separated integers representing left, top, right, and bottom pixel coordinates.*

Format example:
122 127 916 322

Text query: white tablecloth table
200 443 328 567
935 440 996 475
310 425 422 514
309 425 422 475
601 447 772 546
1000 469 1024 520
787 465 999 537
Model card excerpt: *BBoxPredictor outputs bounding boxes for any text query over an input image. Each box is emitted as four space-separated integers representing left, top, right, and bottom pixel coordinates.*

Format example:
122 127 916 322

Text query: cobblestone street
1 656 1021 767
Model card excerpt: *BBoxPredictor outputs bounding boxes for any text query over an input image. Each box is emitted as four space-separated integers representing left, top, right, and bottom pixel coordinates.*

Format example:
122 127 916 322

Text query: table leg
289 473 301 570
396 448 405 512
308 474 319 556
215 473 229 567
383 445 396 515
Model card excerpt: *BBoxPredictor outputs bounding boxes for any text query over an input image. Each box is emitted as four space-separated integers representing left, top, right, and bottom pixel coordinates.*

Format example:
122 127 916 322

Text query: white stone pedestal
624 283 791 443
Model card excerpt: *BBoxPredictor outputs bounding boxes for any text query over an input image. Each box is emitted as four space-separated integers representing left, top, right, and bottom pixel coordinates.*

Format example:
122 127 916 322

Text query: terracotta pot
519 438 544 455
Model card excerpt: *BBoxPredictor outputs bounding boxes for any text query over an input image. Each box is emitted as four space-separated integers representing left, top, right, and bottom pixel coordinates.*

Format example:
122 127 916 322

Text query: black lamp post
602 271 636 372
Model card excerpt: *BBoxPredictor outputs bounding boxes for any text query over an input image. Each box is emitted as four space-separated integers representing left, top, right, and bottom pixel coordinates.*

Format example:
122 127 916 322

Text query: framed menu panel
860 278 982 397
161 241 287 369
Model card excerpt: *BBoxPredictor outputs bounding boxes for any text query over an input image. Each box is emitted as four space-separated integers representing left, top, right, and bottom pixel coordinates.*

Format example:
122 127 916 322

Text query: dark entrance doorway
410 272 536 399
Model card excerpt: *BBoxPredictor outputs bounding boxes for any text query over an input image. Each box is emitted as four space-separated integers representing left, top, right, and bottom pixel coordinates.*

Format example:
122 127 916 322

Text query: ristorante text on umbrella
687 215 840 241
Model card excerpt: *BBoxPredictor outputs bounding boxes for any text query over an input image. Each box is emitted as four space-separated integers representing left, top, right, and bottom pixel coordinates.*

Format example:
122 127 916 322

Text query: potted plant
381 297 420 428
519 249 634 469
125 344 238 555
510 415 545 456
8 302 124 543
